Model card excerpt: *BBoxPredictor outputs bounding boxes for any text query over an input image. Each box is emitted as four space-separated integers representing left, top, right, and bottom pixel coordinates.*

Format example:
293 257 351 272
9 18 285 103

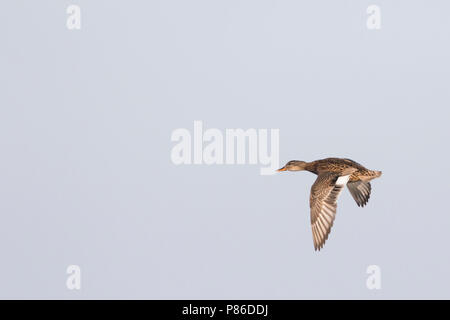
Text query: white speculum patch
336 174 351 186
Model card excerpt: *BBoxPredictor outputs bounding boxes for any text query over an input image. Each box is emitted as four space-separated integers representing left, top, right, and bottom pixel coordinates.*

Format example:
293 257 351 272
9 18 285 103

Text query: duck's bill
277 167 287 172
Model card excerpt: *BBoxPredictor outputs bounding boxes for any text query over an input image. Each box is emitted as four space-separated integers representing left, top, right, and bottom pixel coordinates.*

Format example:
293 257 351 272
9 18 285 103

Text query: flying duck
277 158 382 251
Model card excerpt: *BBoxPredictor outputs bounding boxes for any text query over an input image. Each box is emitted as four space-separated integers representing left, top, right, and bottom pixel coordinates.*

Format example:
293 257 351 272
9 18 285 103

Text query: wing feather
347 181 372 207
310 170 355 251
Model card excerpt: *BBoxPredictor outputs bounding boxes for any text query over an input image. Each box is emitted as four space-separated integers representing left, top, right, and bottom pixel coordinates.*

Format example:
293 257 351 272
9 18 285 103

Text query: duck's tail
360 170 382 181
372 170 382 178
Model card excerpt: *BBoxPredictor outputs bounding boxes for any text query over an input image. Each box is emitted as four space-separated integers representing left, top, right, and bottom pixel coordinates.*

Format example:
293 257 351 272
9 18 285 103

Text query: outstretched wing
310 170 354 251
347 181 371 207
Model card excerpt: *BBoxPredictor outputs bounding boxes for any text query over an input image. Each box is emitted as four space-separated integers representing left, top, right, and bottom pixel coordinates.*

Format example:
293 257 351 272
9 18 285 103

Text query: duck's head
277 160 307 172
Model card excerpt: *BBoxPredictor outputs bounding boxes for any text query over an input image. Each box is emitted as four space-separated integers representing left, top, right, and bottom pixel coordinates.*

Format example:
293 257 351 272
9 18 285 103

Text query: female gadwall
278 158 382 251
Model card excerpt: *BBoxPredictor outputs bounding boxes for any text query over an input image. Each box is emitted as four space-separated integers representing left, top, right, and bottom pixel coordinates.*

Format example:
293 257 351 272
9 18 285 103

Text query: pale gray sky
0 0 449 299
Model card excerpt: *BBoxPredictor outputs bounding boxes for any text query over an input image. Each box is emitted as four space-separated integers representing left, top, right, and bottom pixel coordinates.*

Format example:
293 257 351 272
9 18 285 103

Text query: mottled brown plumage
277 157 382 251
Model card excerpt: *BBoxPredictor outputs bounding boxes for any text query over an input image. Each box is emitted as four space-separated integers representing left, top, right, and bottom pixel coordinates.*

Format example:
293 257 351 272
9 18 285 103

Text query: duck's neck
304 161 318 174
